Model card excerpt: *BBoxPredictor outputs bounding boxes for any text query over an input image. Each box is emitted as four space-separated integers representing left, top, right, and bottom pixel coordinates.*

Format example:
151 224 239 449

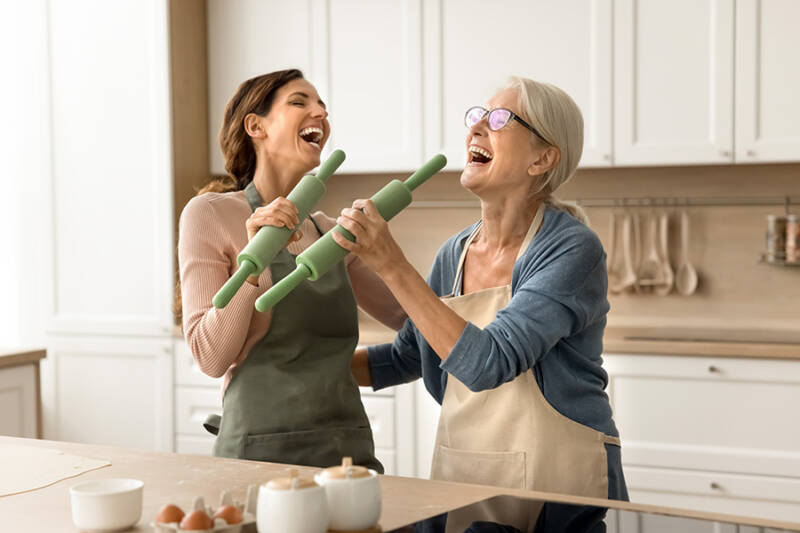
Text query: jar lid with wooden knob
319 457 371 479
265 468 318 490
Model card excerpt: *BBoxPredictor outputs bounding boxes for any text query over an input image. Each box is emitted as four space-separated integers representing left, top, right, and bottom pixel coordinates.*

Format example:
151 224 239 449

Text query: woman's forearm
351 346 372 386
380 260 466 360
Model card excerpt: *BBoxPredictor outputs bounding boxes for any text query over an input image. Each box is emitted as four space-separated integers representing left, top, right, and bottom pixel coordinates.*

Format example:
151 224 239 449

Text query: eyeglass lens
487 109 512 131
465 107 513 131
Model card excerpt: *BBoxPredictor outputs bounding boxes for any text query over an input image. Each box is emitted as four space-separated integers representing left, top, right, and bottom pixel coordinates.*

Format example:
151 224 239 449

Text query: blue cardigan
367 208 628 500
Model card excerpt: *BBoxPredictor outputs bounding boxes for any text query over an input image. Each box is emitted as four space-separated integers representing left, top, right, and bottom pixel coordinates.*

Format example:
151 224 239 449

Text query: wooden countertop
1 437 798 532
357 318 800 360
0 347 47 370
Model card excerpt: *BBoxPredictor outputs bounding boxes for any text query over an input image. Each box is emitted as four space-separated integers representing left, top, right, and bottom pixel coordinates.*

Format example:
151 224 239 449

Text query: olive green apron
207 181 382 472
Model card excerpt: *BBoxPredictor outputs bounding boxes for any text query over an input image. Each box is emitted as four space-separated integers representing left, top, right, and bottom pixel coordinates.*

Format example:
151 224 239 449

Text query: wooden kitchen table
1 436 798 532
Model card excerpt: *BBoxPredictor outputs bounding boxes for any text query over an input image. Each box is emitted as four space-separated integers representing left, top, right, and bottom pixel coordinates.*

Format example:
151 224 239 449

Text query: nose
311 102 328 119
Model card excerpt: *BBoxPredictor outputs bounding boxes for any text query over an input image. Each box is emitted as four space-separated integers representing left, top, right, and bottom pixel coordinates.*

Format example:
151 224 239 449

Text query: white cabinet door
43 336 173 452
46 0 174 336
0 365 38 439
735 0 800 163
614 0 734 165
320 0 423 172
424 0 612 170
604 354 800 478
206 0 315 175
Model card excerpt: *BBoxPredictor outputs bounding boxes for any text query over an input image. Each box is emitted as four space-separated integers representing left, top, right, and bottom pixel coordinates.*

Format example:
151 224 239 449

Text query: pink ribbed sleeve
178 192 273 382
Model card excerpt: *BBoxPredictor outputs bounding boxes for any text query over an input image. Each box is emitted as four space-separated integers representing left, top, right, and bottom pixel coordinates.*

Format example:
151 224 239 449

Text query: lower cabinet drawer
625 465 800 523
375 449 396 476
176 387 222 436
361 395 394 449
175 435 216 456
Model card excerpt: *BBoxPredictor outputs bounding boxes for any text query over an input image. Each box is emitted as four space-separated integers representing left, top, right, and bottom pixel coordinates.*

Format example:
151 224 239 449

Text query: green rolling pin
212 149 346 308
254 153 447 312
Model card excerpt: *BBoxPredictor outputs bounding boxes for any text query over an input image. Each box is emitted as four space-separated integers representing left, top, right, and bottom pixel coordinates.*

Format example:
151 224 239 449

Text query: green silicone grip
254 264 312 312
212 150 345 309
212 259 257 308
404 153 447 191
315 149 346 183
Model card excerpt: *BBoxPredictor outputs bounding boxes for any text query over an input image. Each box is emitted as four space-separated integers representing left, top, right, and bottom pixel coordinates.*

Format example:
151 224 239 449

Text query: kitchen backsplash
318 163 800 336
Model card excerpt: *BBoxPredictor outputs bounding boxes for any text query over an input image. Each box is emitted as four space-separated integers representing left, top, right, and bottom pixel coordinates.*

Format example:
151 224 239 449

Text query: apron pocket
431 445 526 489
243 426 378 470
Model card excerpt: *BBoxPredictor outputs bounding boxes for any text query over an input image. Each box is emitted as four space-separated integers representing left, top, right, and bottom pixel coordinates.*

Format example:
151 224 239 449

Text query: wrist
378 255 410 285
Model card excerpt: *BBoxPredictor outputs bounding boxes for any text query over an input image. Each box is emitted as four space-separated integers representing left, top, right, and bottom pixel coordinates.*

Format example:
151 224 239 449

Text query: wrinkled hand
246 196 302 243
332 199 405 277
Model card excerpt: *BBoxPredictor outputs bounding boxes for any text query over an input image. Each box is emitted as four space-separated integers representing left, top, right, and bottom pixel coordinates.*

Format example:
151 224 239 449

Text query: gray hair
505 76 588 225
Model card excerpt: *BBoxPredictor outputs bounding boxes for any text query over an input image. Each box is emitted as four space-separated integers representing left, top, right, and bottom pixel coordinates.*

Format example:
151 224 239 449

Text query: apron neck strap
244 180 263 213
450 204 547 296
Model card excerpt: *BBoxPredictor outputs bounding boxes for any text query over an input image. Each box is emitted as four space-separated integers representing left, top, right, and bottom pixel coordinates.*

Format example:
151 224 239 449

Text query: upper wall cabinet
321 0 424 172
424 0 612 170
207 0 610 173
614 0 735 165
207 0 799 173
735 0 800 163
206 0 315 175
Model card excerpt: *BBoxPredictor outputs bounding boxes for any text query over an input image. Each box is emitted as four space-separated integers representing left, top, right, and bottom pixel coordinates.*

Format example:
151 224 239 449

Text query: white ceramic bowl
257 482 328 533
70 478 143 532
315 470 381 531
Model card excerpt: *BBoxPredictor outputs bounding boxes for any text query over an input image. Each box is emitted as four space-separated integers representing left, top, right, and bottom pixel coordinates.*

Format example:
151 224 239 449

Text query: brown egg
179 509 214 531
213 505 243 525
155 503 185 524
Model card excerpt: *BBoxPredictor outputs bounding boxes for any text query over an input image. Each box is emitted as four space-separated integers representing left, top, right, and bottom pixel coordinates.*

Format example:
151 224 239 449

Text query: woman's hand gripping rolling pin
332 199 406 279
244 196 303 286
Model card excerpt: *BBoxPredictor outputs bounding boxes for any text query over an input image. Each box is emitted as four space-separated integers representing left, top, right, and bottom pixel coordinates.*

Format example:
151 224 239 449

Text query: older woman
334 77 628 499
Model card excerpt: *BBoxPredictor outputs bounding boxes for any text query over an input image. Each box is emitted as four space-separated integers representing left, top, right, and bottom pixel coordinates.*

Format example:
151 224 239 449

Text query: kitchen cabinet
0 349 46 439
613 0 734 165
43 336 173 452
172 338 416 476
206 0 424 173
423 0 613 170
615 0 800 166
38 0 176 450
604 353 800 522
735 0 800 163
207 0 612 172
208 0 800 170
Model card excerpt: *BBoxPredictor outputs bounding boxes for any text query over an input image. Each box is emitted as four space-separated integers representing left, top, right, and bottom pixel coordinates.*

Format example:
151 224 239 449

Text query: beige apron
431 205 620 498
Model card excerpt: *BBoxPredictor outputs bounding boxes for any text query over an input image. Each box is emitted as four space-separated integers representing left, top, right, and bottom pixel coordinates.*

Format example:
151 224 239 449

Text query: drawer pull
710 482 721 490
707 365 720 373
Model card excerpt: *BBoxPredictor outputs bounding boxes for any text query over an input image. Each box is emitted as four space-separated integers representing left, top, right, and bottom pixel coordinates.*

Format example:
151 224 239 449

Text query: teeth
469 146 493 159
299 127 323 142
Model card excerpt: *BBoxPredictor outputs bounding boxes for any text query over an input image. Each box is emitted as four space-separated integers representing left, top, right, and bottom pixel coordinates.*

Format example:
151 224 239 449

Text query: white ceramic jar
257 470 328 533
315 457 381 531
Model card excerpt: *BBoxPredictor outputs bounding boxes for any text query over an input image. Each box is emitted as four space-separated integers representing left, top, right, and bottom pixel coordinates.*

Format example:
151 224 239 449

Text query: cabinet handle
720 150 731 157
603 153 611 161
710 482 721 490
707 365 720 373
747 149 756 157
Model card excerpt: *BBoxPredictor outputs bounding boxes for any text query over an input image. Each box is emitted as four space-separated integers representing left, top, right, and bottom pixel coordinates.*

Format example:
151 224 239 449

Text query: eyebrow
288 91 327 109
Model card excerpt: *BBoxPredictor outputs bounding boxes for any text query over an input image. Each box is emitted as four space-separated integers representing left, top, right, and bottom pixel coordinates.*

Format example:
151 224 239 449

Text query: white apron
431 205 620 498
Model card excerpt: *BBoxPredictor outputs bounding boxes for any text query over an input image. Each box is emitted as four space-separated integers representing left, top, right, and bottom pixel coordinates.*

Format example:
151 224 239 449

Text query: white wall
0 0 49 348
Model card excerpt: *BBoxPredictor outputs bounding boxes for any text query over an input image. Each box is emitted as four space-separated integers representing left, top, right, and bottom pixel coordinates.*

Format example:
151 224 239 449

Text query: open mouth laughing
299 126 324 150
468 144 493 165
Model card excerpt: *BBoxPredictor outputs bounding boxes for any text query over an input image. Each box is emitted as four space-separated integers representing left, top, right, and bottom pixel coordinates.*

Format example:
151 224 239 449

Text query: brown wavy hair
174 69 305 325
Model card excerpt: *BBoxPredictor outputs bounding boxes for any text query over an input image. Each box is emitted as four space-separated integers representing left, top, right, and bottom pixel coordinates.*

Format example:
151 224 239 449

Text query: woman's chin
460 165 488 192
